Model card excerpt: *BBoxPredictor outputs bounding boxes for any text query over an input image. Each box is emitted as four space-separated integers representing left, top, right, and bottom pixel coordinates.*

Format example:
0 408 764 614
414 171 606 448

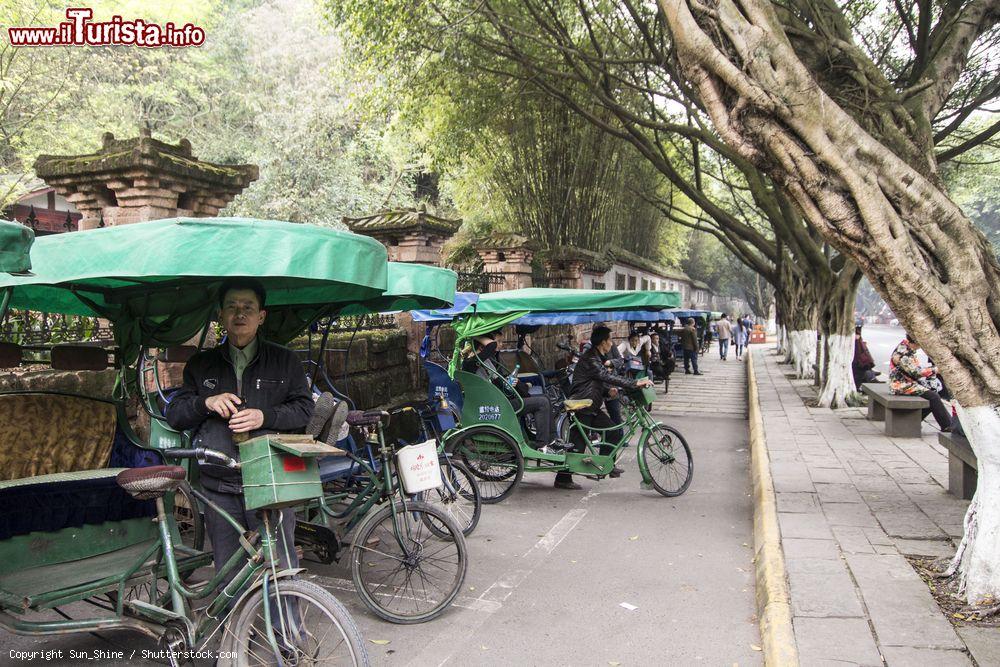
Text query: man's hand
205 393 241 418
637 378 654 388
229 408 264 433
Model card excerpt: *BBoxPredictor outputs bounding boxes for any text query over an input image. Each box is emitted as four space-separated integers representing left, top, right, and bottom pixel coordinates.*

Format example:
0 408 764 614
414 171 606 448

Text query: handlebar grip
162 447 240 468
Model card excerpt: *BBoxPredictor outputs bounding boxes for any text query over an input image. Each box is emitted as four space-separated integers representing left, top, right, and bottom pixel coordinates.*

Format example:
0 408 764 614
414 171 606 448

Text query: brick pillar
543 259 586 289
475 237 535 289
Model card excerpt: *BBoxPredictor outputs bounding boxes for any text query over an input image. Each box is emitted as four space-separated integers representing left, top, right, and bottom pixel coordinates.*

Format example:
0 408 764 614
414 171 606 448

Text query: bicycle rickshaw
0 217 437 665
437 288 694 503
137 255 472 625
288 261 477 624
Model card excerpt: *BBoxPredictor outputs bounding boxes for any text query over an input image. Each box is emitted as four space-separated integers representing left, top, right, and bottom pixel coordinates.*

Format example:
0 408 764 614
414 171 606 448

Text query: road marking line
305 574 503 613
407 502 591 666
479 507 587 604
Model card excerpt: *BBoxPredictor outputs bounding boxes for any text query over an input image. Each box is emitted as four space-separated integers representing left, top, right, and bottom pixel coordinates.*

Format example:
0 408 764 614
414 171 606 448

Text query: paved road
2 354 759 667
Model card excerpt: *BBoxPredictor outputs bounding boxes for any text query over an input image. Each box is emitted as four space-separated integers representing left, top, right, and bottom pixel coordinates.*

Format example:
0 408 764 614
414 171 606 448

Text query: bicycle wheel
444 426 523 504
416 457 481 537
350 500 467 624
640 424 694 497
226 578 369 666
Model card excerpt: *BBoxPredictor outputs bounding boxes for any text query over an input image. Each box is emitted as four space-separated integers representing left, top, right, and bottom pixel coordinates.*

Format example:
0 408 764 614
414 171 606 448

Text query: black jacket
165 339 314 493
569 346 640 414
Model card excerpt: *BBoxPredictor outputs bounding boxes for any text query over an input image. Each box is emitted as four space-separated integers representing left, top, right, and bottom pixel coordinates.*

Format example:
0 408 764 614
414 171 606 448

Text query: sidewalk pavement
753 347 1000 666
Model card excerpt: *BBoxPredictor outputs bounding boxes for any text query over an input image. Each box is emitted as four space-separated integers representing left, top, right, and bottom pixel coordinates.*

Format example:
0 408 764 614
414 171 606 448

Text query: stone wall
303 329 416 410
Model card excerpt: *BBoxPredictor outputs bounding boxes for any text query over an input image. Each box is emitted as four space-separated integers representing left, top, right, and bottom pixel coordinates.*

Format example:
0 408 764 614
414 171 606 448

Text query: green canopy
0 220 33 274
339 262 457 315
0 217 388 351
462 288 680 315
449 288 681 374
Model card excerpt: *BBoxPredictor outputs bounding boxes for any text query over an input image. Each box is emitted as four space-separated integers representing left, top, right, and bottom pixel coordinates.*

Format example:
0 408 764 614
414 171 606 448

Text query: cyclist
556 326 653 490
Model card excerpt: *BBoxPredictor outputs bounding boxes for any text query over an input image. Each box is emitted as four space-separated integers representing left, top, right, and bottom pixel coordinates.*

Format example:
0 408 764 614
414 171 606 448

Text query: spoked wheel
416 457 482 537
225 578 369 666
444 426 524 504
640 424 693 497
350 500 467 624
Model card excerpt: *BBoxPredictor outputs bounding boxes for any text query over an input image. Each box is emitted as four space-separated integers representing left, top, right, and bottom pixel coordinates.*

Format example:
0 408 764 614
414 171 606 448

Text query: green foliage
1 0 416 221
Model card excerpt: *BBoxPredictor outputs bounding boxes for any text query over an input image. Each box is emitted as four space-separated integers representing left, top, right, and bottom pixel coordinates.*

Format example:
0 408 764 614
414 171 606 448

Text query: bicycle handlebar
162 447 241 469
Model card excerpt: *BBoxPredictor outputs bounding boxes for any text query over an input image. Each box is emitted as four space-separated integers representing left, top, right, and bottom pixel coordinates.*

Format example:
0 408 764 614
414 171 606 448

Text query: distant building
3 181 82 235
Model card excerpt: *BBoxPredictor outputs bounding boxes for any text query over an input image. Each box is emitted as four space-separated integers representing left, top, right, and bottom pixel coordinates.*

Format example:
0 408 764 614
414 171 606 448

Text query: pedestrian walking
680 318 702 375
716 314 732 360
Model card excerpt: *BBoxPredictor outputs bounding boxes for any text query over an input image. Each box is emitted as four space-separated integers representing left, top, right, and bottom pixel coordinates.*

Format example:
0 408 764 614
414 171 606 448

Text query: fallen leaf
629 535 639 541
469 586 476 591
570 560 578 563
620 602 638 611
750 644 762 652
952 612 966 620
609 662 621 666
369 640 390 645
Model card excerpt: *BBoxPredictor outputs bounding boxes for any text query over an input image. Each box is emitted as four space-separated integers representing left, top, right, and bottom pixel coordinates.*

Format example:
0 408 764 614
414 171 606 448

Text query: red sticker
282 456 306 472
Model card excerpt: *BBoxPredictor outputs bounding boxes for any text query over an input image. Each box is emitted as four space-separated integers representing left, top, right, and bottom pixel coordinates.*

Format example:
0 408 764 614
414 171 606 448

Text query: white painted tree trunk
817 334 857 408
945 405 1000 604
788 329 816 379
776 325 787 355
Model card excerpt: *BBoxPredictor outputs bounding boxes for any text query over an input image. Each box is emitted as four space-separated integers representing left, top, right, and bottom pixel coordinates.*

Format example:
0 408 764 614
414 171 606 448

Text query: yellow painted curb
747 349 799 666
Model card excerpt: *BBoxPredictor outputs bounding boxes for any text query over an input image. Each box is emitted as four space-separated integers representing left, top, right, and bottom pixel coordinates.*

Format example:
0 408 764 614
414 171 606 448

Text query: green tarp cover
339 262 456 315
462 288 680 315
447 288 681 375
0 220 33 274
0 218 388 351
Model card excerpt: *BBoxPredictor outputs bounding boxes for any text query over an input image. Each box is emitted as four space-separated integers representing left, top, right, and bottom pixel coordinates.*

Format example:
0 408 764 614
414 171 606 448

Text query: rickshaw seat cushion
0 342 21 369
318 455 357 482
116 465 186 499
564 399 593 411
0 469 155 540
50 345 109 371
0 393 117 479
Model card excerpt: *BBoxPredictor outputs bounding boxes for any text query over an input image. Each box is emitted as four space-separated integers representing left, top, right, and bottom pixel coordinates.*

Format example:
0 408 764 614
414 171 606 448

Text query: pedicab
0 217 432 666
288 262 477 623
440 288 694 502
135 255 471 625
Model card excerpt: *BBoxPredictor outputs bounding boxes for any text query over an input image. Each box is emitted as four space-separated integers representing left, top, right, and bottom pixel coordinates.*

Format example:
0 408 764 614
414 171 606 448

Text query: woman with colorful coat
889 336 952 431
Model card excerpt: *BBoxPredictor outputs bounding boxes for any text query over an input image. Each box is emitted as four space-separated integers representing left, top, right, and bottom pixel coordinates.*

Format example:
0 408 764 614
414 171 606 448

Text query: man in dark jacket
166 278 314 588
556 326 652 490
680 318 702 375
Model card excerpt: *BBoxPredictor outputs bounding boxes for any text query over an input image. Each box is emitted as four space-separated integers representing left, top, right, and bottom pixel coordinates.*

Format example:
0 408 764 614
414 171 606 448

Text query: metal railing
0 311 114 345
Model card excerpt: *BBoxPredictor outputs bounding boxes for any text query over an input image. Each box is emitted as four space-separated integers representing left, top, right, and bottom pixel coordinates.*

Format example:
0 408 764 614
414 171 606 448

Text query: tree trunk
817 268 863 408
660 0 1000 604
775 261 818 378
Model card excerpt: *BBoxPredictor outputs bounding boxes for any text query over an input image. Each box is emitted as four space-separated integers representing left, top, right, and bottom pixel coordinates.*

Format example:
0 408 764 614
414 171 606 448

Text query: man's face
220 288 266 341
597 337 613 354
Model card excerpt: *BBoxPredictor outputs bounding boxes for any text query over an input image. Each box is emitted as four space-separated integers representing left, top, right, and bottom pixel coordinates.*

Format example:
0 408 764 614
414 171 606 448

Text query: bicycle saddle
346 410 384 427
564 399 593 411
116 465 186 500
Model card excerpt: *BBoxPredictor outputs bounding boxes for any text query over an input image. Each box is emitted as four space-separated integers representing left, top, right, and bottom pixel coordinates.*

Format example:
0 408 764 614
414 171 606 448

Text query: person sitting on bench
889 335 952 432
462 336 562 454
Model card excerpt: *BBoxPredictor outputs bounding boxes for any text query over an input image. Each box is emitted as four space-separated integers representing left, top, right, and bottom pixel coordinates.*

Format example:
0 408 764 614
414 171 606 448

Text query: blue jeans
719 338 730 359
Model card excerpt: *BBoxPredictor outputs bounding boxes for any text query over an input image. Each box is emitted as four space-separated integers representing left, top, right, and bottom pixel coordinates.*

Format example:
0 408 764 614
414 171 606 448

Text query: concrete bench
938 431 977 500
861 383 928 437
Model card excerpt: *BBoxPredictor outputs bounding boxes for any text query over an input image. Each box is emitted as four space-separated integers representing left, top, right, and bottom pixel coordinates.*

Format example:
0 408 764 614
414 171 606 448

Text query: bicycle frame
0 488 300 656
307 416 423 556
